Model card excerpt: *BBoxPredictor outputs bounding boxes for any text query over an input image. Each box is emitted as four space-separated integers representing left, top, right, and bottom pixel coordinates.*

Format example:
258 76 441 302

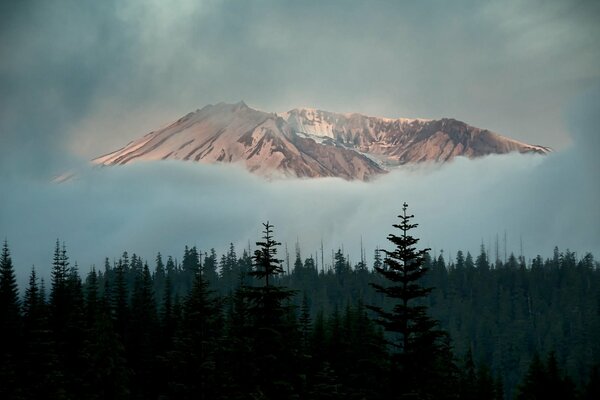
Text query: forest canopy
1 208 599 399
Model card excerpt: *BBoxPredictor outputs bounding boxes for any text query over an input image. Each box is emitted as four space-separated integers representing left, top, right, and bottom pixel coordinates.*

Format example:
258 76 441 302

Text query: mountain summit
93 102 550 180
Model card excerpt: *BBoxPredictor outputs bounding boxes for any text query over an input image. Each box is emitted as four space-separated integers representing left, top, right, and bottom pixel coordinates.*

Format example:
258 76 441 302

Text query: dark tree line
1 206 599 399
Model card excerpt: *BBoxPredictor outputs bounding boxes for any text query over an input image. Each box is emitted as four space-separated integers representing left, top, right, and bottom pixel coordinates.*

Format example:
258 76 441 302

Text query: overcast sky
1 0 599 283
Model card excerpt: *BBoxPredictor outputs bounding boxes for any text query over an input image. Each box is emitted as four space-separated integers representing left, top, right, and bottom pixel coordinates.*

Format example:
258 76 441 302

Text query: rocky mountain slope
93 102 550 180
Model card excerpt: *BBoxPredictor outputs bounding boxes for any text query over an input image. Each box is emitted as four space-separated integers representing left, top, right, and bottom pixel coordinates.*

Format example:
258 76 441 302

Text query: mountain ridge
93 102 550 180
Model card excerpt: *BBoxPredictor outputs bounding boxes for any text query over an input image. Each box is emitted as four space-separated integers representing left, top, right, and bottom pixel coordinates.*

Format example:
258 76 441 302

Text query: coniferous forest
1 204 599 399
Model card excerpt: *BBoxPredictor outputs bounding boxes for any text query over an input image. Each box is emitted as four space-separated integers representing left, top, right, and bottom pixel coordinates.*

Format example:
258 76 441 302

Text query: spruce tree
0 239 19 323
245 222 298 399
112 258 129 340
21 266 64 398
129 262 158 398
84 267 130 399
299 292 312 352
168 266 223 399
202 248 219 287
368 202 456 398
0 240 21 398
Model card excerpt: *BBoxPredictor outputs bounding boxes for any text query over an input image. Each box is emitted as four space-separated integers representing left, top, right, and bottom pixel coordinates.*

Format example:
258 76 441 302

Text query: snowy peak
282 108 430 140
93 102 550 180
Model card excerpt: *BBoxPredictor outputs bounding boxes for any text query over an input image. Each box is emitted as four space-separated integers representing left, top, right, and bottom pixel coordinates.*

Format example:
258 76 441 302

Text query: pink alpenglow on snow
93 102 551 181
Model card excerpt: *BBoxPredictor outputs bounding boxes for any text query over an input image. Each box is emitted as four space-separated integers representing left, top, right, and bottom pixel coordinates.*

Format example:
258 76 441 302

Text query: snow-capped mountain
93 102 550 180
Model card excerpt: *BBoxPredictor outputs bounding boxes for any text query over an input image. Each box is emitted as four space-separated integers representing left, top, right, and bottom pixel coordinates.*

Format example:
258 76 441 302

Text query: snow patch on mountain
92 102 550 181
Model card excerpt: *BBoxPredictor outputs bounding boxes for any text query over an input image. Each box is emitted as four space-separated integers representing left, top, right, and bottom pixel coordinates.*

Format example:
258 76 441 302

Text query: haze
1 0 599 283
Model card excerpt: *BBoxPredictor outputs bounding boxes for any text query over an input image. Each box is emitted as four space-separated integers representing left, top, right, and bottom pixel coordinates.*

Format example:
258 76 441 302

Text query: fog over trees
1 206 598 399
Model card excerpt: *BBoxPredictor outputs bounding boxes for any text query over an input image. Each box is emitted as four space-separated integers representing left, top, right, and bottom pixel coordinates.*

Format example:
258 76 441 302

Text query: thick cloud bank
1 137 598 286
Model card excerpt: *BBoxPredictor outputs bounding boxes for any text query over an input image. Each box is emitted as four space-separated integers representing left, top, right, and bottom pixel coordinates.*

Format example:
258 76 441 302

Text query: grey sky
1 0 599 282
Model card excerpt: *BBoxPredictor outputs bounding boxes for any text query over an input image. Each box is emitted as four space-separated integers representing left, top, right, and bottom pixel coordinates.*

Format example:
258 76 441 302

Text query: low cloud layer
2 122 598 286
1 1 599 285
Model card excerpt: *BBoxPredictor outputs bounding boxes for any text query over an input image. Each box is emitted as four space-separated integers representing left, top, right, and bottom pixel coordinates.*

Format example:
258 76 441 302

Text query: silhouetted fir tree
368 202 457 399
45 242 87 397
21 266 63 399
0 240 21 399
165 255 176 280
311 309 327 366
218 253 229 292
23 267 40 324
516 351 576 400
327 305 344 372
39 276 47 302
167 268 223 399
130 253 143 276
458 352 498 400
465 251 475 269
112 258 129 340
299 292 312 351
64 260 88 397
306 310 344 399
238 248 253 280
223 282 254 400
294 248 304 274
84 268 130 400
101 257 111 299
160 274 176 348
219 243 238 293
86 310 130 400
333 249 350 285
516 352 546 399
202 248 219 287
102 271 111 313
244 222 298 399
48 241 71 395
476 244 490 271
474 364 498 400
342 300 387 400
506 253 519 270
50 240 69 328
355 258 368 272
120 252 136 295
156 272 177 397
85 267 100 327
0 240 19 323
373 247 383 271
2 233 598 398
546 351 576 399
129 262 158 398
153 252 166 306
459 348 478 400
180 245 201 294
455 250 465 270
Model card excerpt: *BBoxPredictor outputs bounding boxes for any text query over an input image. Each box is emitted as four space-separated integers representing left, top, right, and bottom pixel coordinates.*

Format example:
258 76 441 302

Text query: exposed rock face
93 102 550 180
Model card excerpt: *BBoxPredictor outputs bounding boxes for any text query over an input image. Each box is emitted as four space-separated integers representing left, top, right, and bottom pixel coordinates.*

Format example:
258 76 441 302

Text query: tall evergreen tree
84 267 130 399
516 351 576 400
112 258 129 340
0 240 21 399
129 262 158 398
368 203 456 398
21 266 65 399
244 222 298 399
167 266 223 399
299 292 312 352
202 248 219 287
0 239 19 324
